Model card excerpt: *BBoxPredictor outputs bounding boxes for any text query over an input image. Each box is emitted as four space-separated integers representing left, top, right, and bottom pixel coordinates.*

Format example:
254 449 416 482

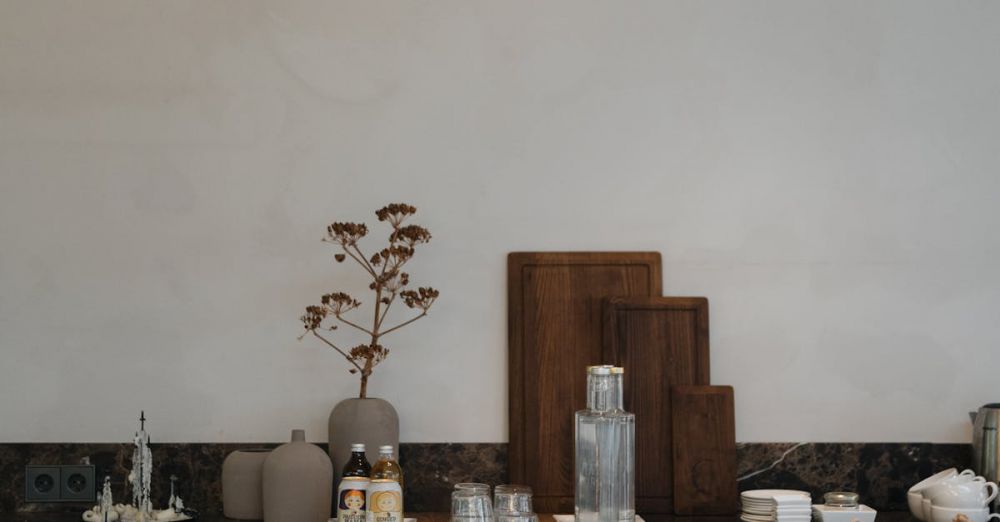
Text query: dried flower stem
377 294 395 330
300 203 438 399
352 244 377 275
335 315 374 336
311 331 365 373
342 247 376 277
379 312 427 337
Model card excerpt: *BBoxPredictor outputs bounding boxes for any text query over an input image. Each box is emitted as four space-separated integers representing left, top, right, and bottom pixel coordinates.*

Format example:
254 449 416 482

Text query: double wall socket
25 465 96 503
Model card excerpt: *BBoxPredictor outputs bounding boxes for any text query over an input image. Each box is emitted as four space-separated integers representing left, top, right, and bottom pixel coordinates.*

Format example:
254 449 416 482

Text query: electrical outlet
25 466 60 502
60 465 95 501
25 465 96 503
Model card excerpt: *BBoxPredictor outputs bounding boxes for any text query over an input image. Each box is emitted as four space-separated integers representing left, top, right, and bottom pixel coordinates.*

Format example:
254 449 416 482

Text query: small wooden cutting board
671 385 739 515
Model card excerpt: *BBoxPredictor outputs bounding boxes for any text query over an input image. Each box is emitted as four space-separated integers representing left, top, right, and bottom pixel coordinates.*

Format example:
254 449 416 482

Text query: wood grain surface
670 385 738 516
508 252 662 513
603 297 710 513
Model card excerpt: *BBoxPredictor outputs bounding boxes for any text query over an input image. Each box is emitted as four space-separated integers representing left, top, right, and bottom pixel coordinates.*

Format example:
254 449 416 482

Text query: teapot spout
971 411 979 423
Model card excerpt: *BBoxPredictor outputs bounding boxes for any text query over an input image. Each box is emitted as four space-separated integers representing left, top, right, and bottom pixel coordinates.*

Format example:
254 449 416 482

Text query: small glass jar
814 491 876 522
824 492 859 509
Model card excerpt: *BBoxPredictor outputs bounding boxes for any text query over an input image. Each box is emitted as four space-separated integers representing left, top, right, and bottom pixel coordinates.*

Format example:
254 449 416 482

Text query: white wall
2 1 999 444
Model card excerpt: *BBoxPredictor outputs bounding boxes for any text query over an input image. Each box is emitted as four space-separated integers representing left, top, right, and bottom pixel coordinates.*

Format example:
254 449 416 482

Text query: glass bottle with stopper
574 365 635 522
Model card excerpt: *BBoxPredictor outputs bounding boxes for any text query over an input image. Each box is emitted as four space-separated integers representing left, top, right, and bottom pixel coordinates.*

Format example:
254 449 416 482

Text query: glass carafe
574 365 635 522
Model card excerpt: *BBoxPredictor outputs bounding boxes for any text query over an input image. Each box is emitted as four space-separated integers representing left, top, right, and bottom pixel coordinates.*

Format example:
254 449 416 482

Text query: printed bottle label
368 489 403 522
338 486 368 522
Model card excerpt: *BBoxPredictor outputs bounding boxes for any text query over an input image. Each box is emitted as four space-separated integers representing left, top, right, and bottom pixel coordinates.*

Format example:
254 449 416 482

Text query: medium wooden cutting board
671 385 738 516
602 297 710 513
508 252 662 513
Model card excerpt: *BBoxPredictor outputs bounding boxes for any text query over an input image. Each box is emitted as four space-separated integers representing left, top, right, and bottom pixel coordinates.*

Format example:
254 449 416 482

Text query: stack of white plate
741 489 812 522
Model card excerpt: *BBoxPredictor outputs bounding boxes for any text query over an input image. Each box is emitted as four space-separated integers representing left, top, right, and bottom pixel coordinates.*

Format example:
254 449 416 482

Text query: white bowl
928 480 998 509
909 490 927 520
929 505 1000 522
911 468 959 493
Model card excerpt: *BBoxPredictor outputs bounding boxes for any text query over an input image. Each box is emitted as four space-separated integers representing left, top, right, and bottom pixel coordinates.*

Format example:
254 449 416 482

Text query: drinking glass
494 484 538 522
452 485 494 522
455 483 492 494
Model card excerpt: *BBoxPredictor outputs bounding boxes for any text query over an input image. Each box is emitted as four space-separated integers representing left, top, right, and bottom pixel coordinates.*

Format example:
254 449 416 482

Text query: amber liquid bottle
342 443 372 477
370 445 404 491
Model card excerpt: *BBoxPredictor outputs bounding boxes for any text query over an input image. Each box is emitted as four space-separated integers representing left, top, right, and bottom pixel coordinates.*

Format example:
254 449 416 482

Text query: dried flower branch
300 203 438 398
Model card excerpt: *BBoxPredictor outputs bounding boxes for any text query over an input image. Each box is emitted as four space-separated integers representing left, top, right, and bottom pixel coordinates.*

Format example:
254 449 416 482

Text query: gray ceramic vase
262 429 333 522
222 448 271 520
328 397 399 484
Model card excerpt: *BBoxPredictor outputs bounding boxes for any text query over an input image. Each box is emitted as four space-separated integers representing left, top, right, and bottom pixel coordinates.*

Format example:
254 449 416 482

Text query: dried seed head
321 292 362 315
376 203 418 227
391 225 431 247
326 222 368 246
348 343 390 367
400 286 439 311
301 305 328 331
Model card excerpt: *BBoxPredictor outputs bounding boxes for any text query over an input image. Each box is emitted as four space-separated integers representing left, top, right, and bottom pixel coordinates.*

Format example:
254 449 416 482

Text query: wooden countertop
0 513 918 522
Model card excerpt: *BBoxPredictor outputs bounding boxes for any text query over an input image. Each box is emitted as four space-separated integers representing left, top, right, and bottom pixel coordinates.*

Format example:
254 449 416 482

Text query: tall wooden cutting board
508 252 662 513
602 297 710 513
671 385 738 515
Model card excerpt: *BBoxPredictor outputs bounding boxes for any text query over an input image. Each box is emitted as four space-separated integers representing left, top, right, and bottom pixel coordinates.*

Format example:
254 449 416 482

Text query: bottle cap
824 492 859 508
351 443 366 452
611 367 624 374
379 445 393 454
587 365 614 375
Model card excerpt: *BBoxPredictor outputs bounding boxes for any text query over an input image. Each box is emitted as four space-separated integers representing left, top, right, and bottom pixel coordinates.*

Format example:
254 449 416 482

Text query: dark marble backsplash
736 443 971 511
0 442 970 514
0 442 507 515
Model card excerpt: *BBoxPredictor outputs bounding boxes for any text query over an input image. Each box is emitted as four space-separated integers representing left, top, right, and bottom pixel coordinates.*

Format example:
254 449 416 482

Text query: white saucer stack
741 489 813 522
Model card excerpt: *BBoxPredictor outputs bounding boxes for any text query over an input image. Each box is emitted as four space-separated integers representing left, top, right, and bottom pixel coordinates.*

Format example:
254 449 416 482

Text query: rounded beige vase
328 398 399 486
222 448 272 520
262 429 333 522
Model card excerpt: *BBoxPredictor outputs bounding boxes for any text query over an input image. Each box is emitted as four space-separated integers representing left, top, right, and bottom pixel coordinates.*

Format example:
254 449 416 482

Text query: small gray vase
222 448 271 520
262 429 333 522
328 398 399 484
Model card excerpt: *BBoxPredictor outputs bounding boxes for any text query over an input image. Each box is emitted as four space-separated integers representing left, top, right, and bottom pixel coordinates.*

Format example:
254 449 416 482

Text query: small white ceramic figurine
82 413 195 522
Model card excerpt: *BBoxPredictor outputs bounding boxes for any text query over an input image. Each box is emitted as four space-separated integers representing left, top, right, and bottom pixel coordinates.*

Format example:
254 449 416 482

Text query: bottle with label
338 477 370 522
367 479 403 522
342 443 372 478
370 445 404 491
574 365 635 522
